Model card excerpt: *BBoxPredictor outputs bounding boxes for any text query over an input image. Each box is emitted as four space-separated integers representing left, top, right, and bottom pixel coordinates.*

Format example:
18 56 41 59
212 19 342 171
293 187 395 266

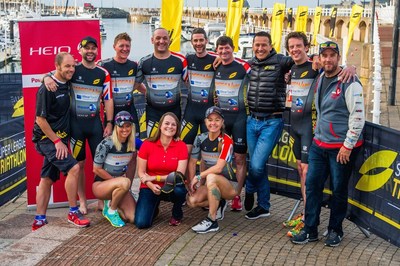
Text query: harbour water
0 18 195 73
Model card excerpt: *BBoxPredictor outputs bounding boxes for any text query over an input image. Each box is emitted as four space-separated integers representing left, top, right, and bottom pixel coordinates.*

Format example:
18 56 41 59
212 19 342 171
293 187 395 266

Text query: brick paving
1 192 399 265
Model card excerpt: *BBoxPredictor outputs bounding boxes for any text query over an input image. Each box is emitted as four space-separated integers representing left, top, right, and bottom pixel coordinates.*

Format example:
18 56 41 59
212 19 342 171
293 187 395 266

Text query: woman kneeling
187 106 238 233
92 111 137 227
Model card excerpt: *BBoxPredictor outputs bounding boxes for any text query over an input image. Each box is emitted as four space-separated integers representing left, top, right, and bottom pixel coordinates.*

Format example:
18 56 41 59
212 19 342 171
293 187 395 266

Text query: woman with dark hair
187 106 238 233
134 112 188 229
92 111 138 227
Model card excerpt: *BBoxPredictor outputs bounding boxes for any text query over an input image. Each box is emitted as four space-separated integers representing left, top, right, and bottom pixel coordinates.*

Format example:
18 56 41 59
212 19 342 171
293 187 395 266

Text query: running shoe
325 230 343 247
67 210 90 228
287 221 305 237
102 200 109 217
216 199 227 220
231 195 242 211
104 210 125 228
245 205 270 220
192 217 219 234
32 219 48 232
282 213 303 227
169 217 181 226
291 229 319 245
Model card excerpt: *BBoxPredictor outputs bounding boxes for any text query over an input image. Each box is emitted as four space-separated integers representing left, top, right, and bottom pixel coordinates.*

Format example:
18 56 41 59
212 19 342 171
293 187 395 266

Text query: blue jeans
304 143 359 235
134 184 187 229
246 116 284 210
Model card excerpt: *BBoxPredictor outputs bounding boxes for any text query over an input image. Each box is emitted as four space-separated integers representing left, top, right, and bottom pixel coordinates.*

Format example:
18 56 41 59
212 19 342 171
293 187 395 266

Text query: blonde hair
111 123 136 152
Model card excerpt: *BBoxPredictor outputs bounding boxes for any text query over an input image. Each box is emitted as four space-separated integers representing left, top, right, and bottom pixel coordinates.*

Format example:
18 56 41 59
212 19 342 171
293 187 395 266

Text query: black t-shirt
32 77 71 142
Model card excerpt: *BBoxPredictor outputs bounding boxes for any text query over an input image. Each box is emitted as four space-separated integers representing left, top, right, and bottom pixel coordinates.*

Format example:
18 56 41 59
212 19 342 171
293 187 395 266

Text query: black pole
389 0 399 106
371 0 376 44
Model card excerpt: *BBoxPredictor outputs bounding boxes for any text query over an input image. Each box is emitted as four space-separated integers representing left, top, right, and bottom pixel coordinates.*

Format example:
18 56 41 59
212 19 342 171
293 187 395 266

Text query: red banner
19 19 100 207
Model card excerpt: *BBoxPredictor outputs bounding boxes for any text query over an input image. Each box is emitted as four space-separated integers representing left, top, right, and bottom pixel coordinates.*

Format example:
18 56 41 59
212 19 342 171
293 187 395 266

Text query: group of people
32 26 365 248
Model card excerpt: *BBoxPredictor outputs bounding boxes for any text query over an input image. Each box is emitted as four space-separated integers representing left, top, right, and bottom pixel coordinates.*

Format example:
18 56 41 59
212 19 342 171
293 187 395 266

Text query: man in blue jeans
291 41 365 247
245 31 293 219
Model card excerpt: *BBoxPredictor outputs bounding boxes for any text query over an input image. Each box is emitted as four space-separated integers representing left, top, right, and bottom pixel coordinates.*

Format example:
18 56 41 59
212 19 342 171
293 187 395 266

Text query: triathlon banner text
18 19 100 208
0 73 25 207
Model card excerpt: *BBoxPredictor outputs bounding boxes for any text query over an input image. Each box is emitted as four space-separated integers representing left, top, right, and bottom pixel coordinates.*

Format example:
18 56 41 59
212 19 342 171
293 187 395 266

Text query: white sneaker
216 199 227 220
192 217 219 233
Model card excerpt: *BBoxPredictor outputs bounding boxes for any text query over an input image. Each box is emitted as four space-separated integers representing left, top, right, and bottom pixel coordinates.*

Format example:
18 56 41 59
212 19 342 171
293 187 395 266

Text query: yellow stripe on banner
0 177 27 195
348 198 373 214
270 175 400 230
375 212 400 230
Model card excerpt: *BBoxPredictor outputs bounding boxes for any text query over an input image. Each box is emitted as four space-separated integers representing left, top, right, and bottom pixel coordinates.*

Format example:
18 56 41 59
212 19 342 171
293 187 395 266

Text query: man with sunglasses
291 41 365 247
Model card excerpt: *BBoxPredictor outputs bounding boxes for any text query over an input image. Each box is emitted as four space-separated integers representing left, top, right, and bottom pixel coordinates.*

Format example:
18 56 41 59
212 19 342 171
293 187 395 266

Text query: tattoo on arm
211 188 221 201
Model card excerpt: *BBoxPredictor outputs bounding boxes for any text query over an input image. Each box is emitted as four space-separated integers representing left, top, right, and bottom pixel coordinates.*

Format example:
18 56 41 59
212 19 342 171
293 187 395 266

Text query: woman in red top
134 112 188 229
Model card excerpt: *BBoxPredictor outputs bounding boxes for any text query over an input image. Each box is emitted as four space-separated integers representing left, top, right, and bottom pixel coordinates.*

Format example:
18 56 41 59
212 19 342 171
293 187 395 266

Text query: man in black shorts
214 36 251 211
136 28 188 137
32 52 90 231
44 36 113 214
181 28 218 154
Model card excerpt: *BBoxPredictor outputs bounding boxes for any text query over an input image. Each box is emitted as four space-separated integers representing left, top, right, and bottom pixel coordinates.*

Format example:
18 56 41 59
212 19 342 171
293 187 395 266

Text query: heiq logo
167 67 175 73
29 46 71 56
356 150 397 192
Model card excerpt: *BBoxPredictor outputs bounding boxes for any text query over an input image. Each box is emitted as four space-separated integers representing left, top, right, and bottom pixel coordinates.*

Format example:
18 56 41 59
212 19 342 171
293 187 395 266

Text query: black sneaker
325 230 343 247
192 217 219 234
291 229 319 244
244 192 254 211
245 205 270 220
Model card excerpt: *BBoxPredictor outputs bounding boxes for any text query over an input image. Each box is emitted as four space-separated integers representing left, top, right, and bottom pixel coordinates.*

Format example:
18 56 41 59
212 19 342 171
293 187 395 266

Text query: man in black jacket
245 31 293 219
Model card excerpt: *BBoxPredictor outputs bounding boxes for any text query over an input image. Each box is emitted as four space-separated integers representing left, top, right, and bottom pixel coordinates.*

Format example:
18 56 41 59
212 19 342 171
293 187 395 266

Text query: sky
41 0 349 9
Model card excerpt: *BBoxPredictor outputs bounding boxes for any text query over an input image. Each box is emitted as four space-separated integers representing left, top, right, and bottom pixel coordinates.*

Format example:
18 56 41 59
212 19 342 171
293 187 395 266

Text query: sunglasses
320 43 338 49
116 115 132 121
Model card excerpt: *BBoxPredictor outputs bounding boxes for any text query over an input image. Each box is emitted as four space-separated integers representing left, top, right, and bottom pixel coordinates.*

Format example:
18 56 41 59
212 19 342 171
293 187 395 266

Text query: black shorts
291 125 313 163
35 138 78 182
180 103 211 145
70 116 103 162
223 112 247 154
146 104 181 138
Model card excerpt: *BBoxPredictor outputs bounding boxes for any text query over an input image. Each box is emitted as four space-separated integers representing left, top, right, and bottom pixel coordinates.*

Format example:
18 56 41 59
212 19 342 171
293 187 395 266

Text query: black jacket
247 49 293 114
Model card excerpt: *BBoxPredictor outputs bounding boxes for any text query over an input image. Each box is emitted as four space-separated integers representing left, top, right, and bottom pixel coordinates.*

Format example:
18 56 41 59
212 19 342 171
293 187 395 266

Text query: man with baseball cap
291 41 365 247
44 35 113 214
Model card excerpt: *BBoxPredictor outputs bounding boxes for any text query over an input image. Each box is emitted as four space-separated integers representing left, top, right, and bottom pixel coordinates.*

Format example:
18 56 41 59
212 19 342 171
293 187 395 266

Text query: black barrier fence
0 73 26 207
267 119 400 247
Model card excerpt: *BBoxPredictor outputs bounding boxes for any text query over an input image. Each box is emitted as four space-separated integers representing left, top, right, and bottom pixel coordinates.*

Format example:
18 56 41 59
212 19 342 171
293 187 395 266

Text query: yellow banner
271 3 285 53
226 0 244 52
346 4 364 56
312 7 322 46
161 0 183 52
295 6 308 33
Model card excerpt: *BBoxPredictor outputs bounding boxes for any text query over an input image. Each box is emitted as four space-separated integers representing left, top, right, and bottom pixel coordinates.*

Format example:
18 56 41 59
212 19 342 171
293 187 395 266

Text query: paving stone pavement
1 191 399 266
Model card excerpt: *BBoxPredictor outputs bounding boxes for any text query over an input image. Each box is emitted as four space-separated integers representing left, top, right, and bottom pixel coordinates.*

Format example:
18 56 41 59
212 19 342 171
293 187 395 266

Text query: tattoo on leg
211 188 221 201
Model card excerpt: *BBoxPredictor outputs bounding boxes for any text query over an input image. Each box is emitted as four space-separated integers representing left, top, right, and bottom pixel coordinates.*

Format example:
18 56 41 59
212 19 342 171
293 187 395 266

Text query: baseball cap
205 106 224 119
79 36 98 48
114 111 134 127
161 171 186 194
319 41 340 55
